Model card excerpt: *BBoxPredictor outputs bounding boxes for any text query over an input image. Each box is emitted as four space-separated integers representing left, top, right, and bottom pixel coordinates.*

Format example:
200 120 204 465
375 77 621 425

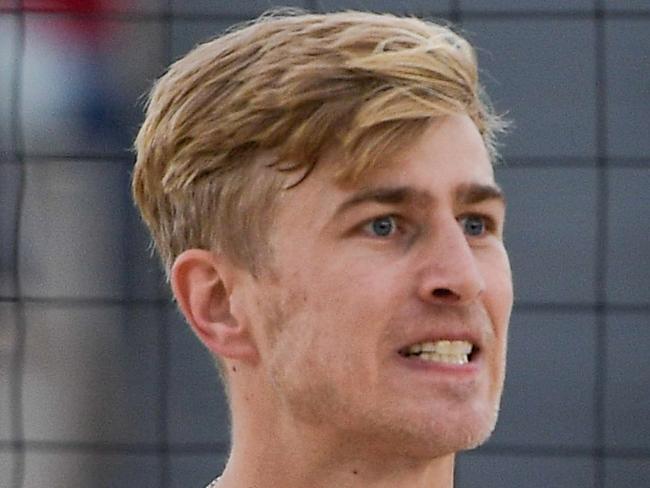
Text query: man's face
243 114 513 457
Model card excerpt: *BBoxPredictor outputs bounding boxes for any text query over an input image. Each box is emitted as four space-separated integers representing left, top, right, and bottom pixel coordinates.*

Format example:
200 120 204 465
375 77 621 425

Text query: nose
417 219 485 305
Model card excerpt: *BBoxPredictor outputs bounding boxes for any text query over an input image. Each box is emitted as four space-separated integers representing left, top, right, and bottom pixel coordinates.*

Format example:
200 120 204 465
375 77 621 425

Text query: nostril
432 288 459 300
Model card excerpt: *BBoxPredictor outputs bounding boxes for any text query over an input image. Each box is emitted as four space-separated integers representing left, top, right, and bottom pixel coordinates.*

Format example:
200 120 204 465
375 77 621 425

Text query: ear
170 249 259 363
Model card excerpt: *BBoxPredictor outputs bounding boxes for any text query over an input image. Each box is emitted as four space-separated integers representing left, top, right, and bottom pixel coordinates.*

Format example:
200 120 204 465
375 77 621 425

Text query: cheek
288 273 392 378
486 248 513 376
482 246 513 328
479 247 512 388
270 244 411 373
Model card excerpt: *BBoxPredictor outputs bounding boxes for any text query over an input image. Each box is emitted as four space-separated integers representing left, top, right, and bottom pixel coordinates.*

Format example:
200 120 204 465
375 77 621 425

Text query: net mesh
1 1 649 487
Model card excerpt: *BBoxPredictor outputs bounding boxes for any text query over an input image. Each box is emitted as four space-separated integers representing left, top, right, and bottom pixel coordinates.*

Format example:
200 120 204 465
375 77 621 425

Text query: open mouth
398 340 476 365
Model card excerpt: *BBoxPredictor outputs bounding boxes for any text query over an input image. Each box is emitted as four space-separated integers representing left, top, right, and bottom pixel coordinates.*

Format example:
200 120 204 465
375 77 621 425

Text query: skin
172 114 513 488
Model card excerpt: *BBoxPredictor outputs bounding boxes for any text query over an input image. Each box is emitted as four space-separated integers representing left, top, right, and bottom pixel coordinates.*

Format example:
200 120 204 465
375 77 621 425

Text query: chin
353 398 500 461
400 401 502 458
437 404 500 454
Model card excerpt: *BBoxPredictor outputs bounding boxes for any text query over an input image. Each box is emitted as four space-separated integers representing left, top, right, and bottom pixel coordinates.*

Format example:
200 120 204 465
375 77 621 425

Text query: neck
221 447 455 488
217 381 455 488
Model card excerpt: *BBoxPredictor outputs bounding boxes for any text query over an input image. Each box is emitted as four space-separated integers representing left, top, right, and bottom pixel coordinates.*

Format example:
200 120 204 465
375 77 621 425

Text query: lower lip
395 352 482 376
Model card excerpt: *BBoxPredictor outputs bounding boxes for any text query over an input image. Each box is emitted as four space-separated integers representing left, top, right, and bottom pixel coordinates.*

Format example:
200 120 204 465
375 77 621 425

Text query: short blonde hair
133 10 506 276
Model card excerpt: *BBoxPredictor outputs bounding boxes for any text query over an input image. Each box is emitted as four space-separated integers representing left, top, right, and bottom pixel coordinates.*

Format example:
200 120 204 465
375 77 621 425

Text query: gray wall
1 1 648 487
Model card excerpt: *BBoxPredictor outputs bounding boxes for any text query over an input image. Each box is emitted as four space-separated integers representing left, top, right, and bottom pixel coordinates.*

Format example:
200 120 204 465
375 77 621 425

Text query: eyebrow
333 186 431 217
455 182 505 206
333 182 505 217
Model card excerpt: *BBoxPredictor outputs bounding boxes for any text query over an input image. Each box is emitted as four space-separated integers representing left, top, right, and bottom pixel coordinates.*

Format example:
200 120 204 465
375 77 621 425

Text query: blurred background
0 0 648 487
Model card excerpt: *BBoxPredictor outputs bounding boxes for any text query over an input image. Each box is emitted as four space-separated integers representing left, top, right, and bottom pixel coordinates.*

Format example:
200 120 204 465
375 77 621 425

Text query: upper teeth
408 340 473 355
405 340 474 364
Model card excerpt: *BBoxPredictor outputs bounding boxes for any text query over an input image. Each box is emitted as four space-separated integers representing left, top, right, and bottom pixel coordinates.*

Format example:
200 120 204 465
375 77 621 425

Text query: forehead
310 115 492 195
359 115 493 186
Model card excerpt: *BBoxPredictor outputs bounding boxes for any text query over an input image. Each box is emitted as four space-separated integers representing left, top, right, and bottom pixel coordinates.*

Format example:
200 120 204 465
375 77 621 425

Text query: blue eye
460 215 486 236
368 216 396 237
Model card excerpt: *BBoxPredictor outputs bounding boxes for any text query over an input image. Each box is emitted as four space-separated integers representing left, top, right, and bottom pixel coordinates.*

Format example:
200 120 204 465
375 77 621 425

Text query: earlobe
170 250 259 363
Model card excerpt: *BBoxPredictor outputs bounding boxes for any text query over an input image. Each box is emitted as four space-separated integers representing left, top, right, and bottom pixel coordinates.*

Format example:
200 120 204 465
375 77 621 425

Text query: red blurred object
22 0 115 43
23 0 105 13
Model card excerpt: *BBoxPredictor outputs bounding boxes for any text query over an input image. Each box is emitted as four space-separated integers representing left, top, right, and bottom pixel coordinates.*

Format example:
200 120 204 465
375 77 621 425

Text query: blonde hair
133 10 506 276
